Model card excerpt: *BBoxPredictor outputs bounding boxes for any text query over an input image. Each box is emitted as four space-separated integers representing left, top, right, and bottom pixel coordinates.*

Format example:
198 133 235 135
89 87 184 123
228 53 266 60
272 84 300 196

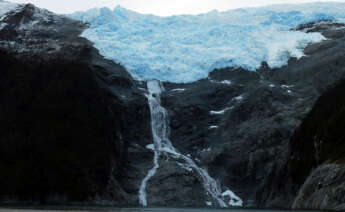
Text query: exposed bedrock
0 3 152 204
293 164 345 211
161 21 345 207
1 2 345 209
270 78 345 211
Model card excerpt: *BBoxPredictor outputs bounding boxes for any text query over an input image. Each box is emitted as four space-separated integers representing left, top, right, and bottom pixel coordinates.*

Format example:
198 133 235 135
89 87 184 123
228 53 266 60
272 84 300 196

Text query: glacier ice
68 3 345 82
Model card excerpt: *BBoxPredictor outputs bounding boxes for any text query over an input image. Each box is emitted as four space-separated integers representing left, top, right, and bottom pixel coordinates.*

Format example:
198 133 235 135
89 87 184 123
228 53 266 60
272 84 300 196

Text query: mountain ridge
1 1 345 210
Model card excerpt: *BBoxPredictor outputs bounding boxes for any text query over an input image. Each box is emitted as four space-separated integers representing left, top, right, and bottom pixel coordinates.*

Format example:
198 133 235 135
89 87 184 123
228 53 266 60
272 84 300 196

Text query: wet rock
147 160 205 207
161 21 345 208
267 77 345 208
293 164 345 211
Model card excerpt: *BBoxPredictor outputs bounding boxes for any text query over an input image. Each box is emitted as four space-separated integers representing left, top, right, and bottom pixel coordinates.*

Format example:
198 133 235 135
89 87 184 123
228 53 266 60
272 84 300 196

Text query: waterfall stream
139 80 242 207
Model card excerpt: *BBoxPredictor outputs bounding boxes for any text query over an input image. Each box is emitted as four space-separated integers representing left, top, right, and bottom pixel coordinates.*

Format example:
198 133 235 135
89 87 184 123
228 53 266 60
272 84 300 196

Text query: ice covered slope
0 1 19 30
70 3 345 82
0 0 18 18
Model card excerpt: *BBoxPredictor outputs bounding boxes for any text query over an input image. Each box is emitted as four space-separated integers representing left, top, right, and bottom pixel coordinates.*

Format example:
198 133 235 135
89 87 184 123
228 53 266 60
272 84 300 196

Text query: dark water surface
0 208 324 212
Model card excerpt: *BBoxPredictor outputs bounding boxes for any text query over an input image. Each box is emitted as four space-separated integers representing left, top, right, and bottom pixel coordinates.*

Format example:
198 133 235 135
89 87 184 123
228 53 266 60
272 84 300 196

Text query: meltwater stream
139 80 242 207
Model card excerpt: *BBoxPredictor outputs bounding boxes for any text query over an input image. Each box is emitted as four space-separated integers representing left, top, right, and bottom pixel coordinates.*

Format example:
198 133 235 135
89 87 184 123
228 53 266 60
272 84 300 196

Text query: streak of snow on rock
210 107 233 115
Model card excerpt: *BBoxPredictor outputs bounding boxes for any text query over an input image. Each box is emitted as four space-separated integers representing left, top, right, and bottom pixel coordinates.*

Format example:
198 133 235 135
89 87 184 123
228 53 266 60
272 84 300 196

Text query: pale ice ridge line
65 3 345 82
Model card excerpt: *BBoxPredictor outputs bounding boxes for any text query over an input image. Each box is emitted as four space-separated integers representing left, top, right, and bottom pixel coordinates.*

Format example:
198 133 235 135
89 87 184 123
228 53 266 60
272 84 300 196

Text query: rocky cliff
0 3 151 204
1 1 345 209
160 21 345 207
274 78 345 211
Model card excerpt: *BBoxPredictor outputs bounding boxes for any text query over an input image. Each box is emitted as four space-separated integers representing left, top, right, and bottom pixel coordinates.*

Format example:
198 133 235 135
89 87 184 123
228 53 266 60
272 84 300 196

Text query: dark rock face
2 2 345 208
262 23 345 208
293 164 345 211
0 3 90 59
161 67 305 206
0 4 151 204
290 79 345 186
159 21 345 207
269 78 345 210
146 160 205 207
0 51 124 203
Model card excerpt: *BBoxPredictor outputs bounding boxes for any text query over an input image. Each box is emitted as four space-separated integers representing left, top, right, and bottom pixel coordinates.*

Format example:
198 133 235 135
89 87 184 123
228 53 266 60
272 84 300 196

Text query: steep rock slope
272 79 345 210
293 164 345 211
160 21 345 207
0 2 151 204
2 1 345 208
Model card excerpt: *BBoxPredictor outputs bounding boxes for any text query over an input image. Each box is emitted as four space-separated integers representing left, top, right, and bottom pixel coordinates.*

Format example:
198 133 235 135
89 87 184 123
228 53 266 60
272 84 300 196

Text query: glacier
69 2 345 82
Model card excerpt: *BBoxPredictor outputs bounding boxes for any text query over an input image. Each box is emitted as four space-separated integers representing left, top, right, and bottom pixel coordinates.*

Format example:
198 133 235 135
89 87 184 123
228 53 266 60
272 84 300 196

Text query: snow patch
234 96 244 101
171 88 186 92
177 162 193 172
0 23 7 30
281 85 294 89
222 190 243 207
146 144 154 151
201 147 212 153
209 126 219 129
210 107 232 115
280 85 294 94
221 80 232 85
210 79 232 85
18 19 39 30
0 1 18 18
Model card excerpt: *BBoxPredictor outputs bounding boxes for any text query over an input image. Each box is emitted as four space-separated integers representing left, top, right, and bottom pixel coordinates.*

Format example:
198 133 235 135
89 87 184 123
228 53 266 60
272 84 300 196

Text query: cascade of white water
138 80 172 206
139 80 242 207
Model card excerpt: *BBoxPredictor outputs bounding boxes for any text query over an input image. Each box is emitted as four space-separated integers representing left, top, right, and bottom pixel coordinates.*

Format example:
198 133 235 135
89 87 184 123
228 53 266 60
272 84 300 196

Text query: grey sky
8 0 345 16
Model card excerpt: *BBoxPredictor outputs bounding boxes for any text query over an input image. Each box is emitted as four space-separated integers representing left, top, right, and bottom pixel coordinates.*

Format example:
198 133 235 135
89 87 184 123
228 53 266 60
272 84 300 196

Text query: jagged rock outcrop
0 3 151 204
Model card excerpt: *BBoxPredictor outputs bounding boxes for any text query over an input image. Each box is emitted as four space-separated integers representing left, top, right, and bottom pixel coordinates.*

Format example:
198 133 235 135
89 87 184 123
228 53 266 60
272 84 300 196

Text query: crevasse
69 3 345 82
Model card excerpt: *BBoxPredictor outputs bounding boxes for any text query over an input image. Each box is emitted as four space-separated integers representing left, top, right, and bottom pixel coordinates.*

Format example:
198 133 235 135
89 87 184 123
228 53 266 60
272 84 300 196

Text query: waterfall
138 80 170 206
139 80 242 207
